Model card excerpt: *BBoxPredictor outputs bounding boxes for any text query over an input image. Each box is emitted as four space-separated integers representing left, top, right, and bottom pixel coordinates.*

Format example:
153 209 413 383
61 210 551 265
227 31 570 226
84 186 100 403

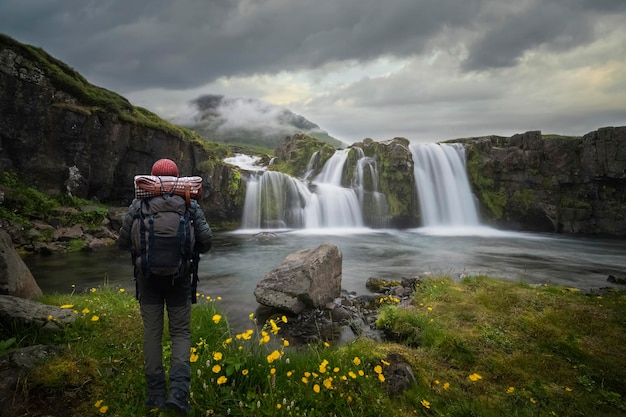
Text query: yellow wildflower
119 288 125 293
281 315 288 323
82 308 90 314
443 382 450 390
212 314 222 324
269 319 280 334
94 400 103 408
378 373 385 382
213 352 223 361
530 397 537 404
270 368 276 375
242 369 249 376
468 373 482 382
348 371 357 379
283 339 290 347
421 400 431 409
507 387 515 394
99 405 108 413
91 315 100 321
217 376 227 385
374 365 382 374
313 384 320 393
323 377 333 389
60 304 74 309
352 357 361 366
212 364 221 373
267 350 281 363
301 377 308 384
190 352 199 363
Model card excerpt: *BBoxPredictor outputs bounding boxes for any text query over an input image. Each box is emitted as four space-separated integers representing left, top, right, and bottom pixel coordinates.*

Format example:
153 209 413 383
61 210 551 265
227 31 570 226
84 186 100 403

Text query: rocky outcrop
0 231 42 299
462 127 626 235
0 35 244 228
351 138 418 228
254 244 342 314
0 295 76 330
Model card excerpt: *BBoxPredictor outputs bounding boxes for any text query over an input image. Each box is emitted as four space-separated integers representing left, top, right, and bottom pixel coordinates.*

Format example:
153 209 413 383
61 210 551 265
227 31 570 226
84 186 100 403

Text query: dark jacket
118 195 213 254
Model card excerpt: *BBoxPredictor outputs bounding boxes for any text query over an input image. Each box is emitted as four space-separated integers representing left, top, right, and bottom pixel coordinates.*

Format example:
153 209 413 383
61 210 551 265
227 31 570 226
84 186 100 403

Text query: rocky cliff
461 128 626 235
0 34 244 227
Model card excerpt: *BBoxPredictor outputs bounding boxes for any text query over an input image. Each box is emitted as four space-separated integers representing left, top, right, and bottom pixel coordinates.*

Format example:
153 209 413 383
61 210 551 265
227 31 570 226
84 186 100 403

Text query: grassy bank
3 276 625 416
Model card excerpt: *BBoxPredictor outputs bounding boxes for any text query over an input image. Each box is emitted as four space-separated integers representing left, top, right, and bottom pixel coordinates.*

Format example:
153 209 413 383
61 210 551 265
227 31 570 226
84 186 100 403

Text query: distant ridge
177 94 345 151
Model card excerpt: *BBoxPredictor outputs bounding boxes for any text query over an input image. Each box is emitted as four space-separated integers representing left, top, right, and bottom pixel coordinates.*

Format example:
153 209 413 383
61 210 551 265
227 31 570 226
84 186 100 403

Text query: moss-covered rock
353 138 419 228
460 128 626 235
271 134 338 178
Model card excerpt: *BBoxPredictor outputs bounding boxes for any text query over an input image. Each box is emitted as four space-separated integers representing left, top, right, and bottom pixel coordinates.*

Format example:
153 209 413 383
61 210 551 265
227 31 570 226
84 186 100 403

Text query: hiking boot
145 395 166 410
165 388 190 414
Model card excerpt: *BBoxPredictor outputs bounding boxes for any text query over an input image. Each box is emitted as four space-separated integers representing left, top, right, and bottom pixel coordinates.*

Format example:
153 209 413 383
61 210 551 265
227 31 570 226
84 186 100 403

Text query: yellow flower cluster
468 373 483 382
94 400 108 414
378 295 401 305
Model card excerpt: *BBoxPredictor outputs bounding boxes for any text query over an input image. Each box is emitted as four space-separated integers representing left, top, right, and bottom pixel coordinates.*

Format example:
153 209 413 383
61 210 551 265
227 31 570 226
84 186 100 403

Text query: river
25 226 626 330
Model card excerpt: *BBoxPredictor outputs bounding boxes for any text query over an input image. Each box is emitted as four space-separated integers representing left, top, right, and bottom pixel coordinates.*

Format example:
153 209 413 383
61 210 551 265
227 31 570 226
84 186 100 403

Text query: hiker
117 158 213 414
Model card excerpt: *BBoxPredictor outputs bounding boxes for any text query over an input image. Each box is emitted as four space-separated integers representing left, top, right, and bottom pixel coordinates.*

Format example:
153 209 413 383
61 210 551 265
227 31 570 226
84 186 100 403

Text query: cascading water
235 142 479 230
409 143 480 227
239 149 365 229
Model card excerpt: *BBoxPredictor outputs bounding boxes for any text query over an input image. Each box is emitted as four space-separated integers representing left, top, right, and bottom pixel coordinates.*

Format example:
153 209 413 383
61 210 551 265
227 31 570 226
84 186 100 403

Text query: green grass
4 276 626 416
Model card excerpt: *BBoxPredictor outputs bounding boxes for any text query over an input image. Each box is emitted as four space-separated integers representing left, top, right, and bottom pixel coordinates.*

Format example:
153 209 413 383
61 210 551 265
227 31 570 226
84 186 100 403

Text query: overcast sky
2 0 625 144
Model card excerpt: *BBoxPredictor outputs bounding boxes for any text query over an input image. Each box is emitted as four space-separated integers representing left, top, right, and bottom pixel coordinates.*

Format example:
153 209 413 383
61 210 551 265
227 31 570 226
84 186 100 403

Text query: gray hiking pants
138 272 191 397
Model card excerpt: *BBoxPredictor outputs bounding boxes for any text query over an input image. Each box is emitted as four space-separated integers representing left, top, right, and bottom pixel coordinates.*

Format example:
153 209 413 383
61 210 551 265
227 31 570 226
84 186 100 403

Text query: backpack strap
136 199 151 281
175 210 194 280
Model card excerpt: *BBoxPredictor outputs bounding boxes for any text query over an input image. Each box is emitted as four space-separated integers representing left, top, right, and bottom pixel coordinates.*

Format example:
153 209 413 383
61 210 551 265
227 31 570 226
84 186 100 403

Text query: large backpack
130 193 195 279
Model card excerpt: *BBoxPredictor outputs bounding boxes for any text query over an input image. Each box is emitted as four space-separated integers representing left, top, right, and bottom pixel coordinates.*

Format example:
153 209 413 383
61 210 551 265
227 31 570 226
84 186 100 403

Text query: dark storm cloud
1 0 485 91
2 0 625 90
463 0 626 71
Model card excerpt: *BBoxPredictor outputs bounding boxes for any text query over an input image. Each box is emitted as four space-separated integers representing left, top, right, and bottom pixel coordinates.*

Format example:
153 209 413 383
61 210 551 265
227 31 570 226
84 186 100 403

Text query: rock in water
254 244 342 314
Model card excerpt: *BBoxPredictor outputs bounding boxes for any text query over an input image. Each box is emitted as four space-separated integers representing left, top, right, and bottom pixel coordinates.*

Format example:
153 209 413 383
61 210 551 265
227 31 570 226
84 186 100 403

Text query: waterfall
236 142 478 230
409 143 479 227
240 149 364 229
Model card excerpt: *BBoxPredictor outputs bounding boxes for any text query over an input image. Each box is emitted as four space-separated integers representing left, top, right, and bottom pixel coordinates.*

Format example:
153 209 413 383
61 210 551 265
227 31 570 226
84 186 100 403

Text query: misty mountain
177 94 344 151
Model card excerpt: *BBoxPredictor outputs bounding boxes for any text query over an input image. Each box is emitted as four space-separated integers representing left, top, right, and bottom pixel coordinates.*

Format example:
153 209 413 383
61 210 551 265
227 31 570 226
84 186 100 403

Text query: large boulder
0 231 42 299
254 244 342 314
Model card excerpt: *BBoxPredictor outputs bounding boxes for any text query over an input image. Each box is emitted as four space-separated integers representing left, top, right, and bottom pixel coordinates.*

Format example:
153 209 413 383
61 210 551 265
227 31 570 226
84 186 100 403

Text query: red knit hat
151 159 179 177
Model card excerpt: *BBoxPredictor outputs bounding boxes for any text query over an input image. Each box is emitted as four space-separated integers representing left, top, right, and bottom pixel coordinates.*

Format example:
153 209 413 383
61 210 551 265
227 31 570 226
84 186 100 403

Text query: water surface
26 227 626 329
